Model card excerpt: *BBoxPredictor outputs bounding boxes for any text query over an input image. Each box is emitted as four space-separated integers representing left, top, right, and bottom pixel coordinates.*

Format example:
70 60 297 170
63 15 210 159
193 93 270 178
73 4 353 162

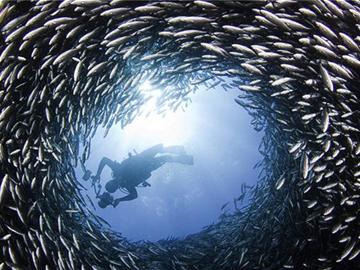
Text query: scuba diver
94 144 194 208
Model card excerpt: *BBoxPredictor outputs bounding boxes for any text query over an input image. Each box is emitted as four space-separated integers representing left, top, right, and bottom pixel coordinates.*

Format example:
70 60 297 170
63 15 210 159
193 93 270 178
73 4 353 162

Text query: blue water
76 86 263 242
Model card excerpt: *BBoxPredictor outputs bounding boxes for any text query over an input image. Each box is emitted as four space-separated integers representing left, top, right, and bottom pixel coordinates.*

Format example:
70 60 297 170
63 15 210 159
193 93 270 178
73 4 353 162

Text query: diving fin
164 145 186 155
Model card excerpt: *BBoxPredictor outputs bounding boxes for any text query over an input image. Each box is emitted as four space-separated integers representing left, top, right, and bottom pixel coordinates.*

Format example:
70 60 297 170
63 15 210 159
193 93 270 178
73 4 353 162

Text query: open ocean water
76 85 263 242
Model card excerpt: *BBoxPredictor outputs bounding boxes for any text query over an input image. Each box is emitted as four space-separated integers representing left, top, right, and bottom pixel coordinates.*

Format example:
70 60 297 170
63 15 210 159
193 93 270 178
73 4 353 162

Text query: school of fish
0 0 360 269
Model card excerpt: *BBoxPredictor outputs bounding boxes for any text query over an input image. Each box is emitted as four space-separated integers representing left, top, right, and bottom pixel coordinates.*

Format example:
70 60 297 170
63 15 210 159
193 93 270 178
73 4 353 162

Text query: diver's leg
162 145 186 155
155 155 194 165
139 144 164 158
145 155 194 178
174 154 194 165
140 145 186 158
148 157 167 171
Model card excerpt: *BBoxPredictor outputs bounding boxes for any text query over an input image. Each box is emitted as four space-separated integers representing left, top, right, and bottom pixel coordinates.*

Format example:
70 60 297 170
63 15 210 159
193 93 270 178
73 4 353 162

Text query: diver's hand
112 199 121 207
92 174 100 183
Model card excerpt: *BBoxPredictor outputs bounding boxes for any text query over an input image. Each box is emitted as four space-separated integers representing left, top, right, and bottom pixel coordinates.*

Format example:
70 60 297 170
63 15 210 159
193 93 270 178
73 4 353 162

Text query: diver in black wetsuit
94 144 194 208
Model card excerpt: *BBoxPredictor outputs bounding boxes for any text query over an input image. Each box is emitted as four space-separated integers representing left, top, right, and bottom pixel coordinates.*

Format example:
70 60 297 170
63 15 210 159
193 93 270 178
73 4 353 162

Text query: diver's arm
142 181 151 187
94 157 116 178
112 187 138 207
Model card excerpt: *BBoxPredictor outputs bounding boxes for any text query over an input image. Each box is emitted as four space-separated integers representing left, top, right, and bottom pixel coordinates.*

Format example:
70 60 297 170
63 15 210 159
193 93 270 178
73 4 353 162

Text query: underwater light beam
138 80 163 115
118 80 191 146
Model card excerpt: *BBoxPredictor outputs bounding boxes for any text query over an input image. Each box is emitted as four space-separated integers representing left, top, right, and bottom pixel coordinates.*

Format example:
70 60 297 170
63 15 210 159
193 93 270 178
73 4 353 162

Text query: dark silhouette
94 144 194 208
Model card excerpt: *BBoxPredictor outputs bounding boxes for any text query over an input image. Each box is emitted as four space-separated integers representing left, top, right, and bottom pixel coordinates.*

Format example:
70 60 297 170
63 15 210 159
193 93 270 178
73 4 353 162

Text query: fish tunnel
77 79 263 242
0 1 360 270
